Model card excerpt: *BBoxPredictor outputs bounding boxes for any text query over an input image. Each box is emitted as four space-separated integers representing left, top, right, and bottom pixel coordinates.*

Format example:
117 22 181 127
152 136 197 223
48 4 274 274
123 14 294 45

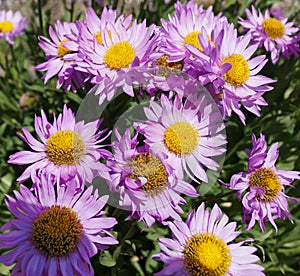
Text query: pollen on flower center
249 167 282 202
127 153 167 196
184 31 203 51
0 21 14 33
95 32 103 45
95 29 112 45
103 41 135 69
184 233 231 276
164 121 199 155
46 130 86 166
262 18 285 39
57 39 72 57
32 205 83 257
222 54 250 87
156 55 183 70
156 55 183 77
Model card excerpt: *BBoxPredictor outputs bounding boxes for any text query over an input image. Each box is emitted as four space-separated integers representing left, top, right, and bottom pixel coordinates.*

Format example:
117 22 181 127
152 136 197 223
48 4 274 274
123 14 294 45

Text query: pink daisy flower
0 10 26 44
8 105 111 188
186 23 275 124
159 3 227 63
153 202 265 275
35 20 88 92
224 134 300 231
104 129 198 227
238 6 300 64
0 176 118 275
173 0 205 17
77 12 157 104
137 93 226 184
76 7 132 54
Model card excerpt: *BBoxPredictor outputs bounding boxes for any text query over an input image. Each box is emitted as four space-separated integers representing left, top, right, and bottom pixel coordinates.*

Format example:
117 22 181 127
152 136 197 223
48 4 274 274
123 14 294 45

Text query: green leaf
66 92 83 104
99 250 116 267
0 173 13 203
255 229 273 243
0 263 14 276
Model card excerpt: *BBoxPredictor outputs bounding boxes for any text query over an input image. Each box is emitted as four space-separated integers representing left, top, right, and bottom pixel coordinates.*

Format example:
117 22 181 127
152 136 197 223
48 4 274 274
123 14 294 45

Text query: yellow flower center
262 18 285 39
156 55 183 77
164 121 199 155
184 233 231 276
222 54 250 87
94 29 112 45
127 153 167 196
0 21 14 33
103 41 135 69
184 31 203 52
32 205 83 257
45 130 86 166
57 39 72 57
249 168 282 202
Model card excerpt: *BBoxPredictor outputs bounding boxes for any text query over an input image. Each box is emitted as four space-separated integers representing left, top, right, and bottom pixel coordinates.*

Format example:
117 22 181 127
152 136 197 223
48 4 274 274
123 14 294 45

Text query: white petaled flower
137 94 226 183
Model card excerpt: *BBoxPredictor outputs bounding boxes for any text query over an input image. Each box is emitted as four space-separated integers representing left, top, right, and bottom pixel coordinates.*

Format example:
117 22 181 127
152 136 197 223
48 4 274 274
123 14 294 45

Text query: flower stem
37 0 44 35
70 0 75 22
111 207 122 218
112 0 119 10
113 222 136 260
133 87 140 104
204 190 236 203
224 137 244 162
9 44 20 74
91 0 96 10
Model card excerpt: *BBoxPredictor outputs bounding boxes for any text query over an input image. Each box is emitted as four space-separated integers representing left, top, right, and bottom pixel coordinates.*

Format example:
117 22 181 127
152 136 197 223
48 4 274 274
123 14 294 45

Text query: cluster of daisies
1 2 300 275
30 1 300 124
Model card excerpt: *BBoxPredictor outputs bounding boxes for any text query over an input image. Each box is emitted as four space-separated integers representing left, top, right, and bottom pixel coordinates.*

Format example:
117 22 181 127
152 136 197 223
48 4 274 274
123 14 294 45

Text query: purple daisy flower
224 134 300 231
77 10 158 104
8 104 111 188
173 0 205 17
76 7 132 54
153 202 265 275
104 129 198 227
35 20 88 92
238 6 300 64
269 8 284 20
137 93 226 183
0 10 26 44
186 23 275 124
159 3 227 63
0 176 118 275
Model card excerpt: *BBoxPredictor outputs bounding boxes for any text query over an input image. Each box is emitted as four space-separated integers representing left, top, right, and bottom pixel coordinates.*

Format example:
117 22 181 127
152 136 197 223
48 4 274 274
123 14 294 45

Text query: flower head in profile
186 23 275 124
153 202 265 275
238 6 300 64
104 129 198 227
35 20 88 92
0 10 26 44
78 11 157 104
158 3 227 64
173 0 205 17
137 93 226 183
0 176 118 276
224 134 300 231
8 105 111 189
